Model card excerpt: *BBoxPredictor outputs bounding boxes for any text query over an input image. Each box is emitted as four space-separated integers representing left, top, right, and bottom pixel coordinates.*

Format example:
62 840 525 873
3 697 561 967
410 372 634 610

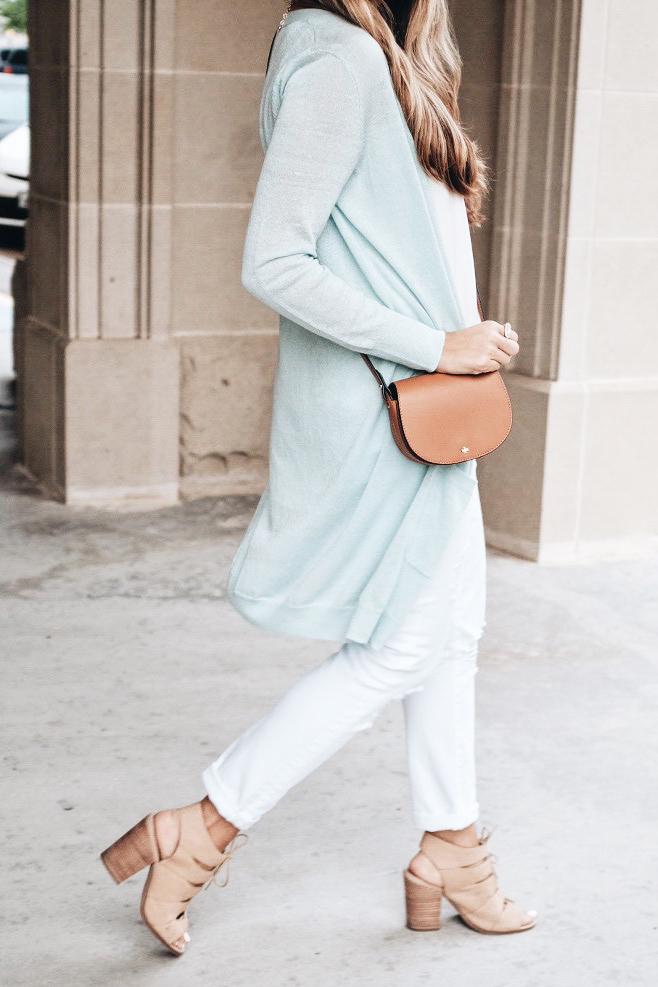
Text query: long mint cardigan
227 9 478 647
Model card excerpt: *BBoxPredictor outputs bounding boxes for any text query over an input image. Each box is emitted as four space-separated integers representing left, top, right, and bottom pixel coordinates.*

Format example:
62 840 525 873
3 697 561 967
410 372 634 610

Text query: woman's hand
435 321 519 374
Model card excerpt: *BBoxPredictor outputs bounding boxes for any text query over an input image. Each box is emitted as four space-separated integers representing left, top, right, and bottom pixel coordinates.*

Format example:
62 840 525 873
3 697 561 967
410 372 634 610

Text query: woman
101 0 535 955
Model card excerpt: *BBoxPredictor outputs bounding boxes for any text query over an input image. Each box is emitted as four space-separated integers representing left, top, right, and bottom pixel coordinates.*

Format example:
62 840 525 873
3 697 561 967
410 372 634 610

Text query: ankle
429 822 479 848
408 850 443 886
200 796 239 851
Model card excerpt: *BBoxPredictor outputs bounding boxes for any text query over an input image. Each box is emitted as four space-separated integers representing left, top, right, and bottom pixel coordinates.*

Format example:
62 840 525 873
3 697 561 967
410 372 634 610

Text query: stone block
478 373 548 560
578 384 658 546
151 73 175 206
594 92 658 239
76 68 102 205
175 0 282 74
101 0 142 70
148 205 174 338
171 205 276 333
558 235 590 380
29 67 68 203
100 71 141 205
585 239 658 380
21 322 64 496
450 0 505 88
27 196 67 336
76 0 102 69
64 337 180 505
29 0 70 69
576 0 608 89
605 0 658 92
566 88 603 240
538 384 588 551
99 205 139 339
75 203 101 339
174 73 263 204
481 374 658 562
178 332 278 497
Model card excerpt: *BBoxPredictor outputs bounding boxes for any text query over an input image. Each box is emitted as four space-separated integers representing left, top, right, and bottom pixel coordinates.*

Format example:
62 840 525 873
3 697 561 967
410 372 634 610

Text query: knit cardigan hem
226 564 424 648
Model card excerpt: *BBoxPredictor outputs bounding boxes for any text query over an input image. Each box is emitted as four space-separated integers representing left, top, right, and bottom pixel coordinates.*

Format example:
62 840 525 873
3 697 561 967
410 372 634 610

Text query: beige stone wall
474 0 582 560
17 1 182 505
16 0 283 504
551 0 658 558
172 0 282 498
476 0 658 561
15 0 657 560
449 0 505 304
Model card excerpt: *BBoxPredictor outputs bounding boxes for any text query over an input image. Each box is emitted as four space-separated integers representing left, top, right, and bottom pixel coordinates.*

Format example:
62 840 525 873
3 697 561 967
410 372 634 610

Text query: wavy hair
290 0 488 225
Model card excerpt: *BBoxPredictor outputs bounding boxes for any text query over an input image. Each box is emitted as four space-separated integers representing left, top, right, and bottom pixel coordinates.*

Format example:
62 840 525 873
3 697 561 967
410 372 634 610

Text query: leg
396 489 537 933
202 486 484 833
404 481 486 837
107 535 471 955
201 627 450 832
401 483 485 884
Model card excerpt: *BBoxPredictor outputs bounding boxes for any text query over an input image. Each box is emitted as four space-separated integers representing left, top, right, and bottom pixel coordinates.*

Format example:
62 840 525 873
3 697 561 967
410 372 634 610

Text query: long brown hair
290 0 488 226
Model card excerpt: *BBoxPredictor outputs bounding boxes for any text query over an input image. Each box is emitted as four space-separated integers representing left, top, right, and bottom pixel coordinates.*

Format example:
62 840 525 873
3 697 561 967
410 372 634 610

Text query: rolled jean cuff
413 802 480 833
202 767 258 832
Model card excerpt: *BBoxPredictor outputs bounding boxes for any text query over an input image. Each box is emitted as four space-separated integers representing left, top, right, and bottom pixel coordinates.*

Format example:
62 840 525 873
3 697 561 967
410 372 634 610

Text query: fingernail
527 909 538 918
183 931 191 943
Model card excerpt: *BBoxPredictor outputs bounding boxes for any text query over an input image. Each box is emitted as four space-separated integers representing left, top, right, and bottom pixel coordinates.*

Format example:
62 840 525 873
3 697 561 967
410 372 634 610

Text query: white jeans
203 483 487 832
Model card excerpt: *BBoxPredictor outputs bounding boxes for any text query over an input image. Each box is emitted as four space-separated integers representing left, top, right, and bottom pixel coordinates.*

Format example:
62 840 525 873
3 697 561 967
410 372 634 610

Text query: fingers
498 322 519 343
495 336 519 360
470 321 519 373
489 321 519 365
483 320 519 344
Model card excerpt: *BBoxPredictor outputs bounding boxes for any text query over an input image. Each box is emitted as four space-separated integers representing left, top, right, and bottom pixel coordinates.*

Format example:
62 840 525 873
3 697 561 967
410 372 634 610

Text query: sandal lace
202 832 249 891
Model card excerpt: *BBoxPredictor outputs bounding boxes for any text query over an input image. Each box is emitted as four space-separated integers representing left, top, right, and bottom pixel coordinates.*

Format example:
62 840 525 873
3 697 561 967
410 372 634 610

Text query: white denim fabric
203 482 487 832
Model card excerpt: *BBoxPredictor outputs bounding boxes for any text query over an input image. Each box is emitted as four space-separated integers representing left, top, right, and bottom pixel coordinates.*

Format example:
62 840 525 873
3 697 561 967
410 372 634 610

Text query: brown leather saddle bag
361 354 513 466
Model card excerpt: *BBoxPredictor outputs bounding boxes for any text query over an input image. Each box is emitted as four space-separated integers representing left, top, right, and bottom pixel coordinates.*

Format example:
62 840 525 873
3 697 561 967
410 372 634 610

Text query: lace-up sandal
404 829 537 935
101 802 247 956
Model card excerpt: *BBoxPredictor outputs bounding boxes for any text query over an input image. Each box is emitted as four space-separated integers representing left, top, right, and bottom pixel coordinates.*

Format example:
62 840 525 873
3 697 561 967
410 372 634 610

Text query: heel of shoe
404 868 443 931
101 814 158 884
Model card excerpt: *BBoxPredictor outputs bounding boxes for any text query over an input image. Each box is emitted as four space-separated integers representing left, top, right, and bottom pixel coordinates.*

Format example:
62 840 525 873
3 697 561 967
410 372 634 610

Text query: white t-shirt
424 174 480 478
424 175 481 328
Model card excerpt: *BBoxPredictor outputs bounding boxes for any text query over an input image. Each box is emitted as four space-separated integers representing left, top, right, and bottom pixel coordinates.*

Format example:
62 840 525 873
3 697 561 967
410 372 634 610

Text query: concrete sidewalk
2 406 657 987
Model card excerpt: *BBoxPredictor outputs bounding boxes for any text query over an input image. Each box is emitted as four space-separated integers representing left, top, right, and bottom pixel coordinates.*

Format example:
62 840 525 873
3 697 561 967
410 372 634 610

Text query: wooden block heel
100 802 248 956
101 814 158 884
404 868 443 931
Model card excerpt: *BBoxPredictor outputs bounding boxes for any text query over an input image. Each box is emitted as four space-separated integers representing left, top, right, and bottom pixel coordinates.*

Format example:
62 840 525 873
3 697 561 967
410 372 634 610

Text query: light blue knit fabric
227 8 478 647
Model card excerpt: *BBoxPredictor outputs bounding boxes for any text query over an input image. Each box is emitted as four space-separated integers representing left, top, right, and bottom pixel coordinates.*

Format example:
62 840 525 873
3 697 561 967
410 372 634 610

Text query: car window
0 80 28 122
10 50 28 66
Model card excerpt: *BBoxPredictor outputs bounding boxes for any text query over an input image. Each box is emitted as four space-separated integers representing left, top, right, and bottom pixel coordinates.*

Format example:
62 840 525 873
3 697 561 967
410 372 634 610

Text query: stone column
172 0 281 499
476 0 658 562
16 0 282 506
15 1 181 506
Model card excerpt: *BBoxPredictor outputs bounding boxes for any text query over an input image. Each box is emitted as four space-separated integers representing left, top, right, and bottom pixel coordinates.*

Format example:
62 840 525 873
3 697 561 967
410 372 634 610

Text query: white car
0 120 29 226
0 74 29 227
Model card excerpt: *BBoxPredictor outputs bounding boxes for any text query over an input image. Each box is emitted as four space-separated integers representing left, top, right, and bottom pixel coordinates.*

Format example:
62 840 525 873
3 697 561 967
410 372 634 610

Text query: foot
151 799 239 953
408 823 478 886
408 849 444 886
408 827 538 934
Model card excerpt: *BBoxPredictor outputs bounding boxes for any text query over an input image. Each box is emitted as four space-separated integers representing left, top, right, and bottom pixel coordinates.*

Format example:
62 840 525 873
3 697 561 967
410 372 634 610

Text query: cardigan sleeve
241 49 446 373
